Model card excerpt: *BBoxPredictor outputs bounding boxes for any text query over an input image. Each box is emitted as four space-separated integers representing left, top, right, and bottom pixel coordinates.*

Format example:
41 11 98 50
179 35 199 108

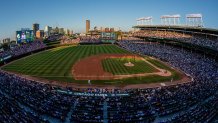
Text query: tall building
59 28 65 34
36 30 44 39
70 30 74 35
105 27 110 32
100 27 105 32
86 20 90 33
65 29 74 36
53 27 59 34
110 28 115 32
33 23 39 36
44 26 52 37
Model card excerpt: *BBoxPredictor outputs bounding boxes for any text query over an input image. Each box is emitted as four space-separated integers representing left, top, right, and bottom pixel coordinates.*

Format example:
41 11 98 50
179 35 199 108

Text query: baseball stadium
0 1 218 123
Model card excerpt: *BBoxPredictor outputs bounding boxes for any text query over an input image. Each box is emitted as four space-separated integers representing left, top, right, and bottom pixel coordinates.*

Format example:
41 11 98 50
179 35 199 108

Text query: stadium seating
133 30 218 51
0 92 48 123
0 41 46 61
71 96 104 122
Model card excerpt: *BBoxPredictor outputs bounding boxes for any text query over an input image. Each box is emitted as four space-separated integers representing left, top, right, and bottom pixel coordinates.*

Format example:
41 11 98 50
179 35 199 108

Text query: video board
16 29 34 43
101 32 117 43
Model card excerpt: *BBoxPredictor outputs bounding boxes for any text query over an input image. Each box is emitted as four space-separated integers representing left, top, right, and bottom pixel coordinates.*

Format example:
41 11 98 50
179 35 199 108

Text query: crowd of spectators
0 39 217 122
0 41 46 61
10 41 46 56
104 79 218 122
71 96 104 122
107 95 155 122
0 71 74 122
79 36 101 43
0 92 48 123
163 93 218 123
133 30 191 39
60 36 80 45
0 50 11 60
133 30 218 51
46 34 62 42
60 36 102 44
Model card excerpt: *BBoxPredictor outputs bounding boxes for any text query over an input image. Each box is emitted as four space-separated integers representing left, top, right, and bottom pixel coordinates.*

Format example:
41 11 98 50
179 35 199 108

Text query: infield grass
102 58 158 75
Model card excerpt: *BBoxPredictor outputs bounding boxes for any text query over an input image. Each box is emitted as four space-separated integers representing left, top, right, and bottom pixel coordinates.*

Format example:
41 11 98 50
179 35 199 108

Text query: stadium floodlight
136 18 142 25
171 14 181 18
186 14 202 18
160 15 171 18
136 18 144 25
161 14 181 26
143 16 153 25
186 14 203 27
136 16 153 26
144 16 152 20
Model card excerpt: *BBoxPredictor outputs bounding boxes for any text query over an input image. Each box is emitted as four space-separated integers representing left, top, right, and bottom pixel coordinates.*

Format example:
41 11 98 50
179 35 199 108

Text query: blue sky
0 0 218 40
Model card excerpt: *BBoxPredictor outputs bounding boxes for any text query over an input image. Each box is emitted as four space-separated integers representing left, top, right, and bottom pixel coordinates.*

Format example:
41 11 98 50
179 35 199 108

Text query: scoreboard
16 28 34 43
101 32 117 43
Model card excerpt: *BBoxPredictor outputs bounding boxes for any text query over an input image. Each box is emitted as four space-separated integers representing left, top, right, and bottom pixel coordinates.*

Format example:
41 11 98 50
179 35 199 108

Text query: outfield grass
102 58 158 75
2 45 130 81
1 45 182 85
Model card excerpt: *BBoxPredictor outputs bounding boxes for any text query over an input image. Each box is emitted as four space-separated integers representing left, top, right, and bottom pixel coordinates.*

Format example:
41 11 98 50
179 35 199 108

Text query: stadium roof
160 14 181 18
132 25 218 36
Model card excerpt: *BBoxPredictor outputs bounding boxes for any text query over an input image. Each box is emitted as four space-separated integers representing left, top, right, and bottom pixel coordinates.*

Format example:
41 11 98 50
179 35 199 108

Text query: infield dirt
72 54 171 80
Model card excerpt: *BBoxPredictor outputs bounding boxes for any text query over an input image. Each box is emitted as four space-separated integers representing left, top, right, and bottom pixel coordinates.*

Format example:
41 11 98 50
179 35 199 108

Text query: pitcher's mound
124 62 134 67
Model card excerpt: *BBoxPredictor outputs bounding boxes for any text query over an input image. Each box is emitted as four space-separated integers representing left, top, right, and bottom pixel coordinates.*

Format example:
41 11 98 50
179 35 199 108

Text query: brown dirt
72 54 171 80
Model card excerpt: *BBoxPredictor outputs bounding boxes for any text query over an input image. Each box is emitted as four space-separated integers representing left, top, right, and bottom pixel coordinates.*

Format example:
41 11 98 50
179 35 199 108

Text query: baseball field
1 44 183 86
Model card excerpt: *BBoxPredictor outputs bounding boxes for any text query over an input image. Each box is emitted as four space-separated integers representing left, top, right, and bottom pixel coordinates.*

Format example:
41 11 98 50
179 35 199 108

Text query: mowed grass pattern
2 45 130 81
102 58 158 75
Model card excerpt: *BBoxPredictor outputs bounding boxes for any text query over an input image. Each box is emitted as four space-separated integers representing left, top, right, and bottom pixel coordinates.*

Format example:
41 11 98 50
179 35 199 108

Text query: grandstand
133 25 218 59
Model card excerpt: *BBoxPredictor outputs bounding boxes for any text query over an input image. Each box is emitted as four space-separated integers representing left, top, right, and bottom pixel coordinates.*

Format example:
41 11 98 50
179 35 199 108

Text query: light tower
143 17 153 25
161 14 181 25
136 16 153 26
136 18 142 25
186 14 203 27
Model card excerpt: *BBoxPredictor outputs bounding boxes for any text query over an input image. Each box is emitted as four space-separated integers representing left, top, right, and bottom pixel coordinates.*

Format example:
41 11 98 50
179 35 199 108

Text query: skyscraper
86 20 90 33
33 23 39 36
36 30 44 39
105 27 110 32
59 28 65 34
110 28 115 32
44 26 52 37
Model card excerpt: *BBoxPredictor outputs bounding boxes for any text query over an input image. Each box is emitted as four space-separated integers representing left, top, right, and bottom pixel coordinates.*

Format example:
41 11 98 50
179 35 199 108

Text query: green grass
2 45 130 81
1 45 182 85
146 58 182 81
102 58 158 75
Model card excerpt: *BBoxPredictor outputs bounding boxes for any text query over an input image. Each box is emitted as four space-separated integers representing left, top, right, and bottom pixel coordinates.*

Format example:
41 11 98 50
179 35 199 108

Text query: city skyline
0 0 218 40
